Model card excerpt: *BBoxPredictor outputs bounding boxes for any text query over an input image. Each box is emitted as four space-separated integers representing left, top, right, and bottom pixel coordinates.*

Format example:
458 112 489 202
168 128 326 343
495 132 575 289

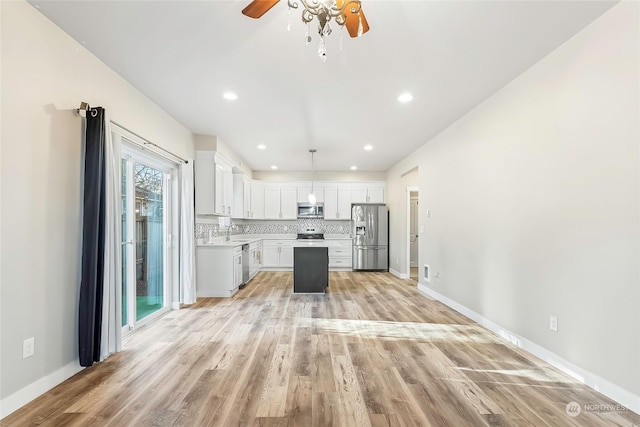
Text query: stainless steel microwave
297 203 324 219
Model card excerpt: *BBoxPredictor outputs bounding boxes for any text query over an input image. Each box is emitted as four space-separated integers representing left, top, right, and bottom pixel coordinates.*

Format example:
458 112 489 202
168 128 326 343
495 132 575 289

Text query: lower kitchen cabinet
196 245 243 297
327 239 352 269
249 241 262 279
262 240 294 268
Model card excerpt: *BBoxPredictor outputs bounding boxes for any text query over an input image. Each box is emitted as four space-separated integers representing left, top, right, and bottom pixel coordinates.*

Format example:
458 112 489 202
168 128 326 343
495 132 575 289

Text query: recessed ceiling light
363 145 373 151
270 165 278 170
257 144 266 150
222 92 238 101
350 166 358 170
397 92 414 103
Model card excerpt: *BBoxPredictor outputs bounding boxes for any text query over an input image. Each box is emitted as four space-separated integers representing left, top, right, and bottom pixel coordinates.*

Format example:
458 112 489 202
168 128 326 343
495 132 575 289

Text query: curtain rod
76 102 188 164
111 120 188 164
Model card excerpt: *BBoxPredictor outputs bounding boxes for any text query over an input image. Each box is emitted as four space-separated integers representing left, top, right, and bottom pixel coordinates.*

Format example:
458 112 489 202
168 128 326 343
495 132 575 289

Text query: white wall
0 0 194 414
386 164 418 277
388 0 639 403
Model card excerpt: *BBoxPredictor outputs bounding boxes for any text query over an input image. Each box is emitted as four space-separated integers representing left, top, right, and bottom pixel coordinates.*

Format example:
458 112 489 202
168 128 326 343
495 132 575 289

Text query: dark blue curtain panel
78 107 106 367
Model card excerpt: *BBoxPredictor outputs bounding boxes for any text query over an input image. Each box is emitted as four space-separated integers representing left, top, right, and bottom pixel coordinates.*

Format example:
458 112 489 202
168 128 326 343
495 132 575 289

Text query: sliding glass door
121 141 175 332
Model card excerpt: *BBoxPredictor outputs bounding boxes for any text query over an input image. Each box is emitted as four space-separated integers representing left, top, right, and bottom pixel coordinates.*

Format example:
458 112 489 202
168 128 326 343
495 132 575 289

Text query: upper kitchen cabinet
233 175 265 219
297 186 324 204
249 182 265 219
351 184 385 204
265 185 297 219
195 151 234 216
324 187 352 220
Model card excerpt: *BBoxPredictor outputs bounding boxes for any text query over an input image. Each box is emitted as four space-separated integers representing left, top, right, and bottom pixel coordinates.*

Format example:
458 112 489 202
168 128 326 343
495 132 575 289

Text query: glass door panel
134 163 165 321
121 159 130 327
121 144 172 334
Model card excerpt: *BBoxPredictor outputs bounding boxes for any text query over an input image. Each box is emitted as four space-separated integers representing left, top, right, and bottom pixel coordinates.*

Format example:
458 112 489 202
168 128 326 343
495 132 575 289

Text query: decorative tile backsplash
195 219 350 239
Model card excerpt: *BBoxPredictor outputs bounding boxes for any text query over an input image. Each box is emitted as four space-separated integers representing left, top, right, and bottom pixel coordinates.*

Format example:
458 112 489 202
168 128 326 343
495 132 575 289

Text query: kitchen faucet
225 222 237 242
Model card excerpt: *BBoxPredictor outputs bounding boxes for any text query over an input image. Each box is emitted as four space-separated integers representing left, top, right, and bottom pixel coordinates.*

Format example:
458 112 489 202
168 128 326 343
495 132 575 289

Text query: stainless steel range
297 228 324 240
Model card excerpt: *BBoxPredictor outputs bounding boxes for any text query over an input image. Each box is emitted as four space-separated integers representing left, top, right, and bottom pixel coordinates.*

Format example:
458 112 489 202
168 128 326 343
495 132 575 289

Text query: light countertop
197 234 351 247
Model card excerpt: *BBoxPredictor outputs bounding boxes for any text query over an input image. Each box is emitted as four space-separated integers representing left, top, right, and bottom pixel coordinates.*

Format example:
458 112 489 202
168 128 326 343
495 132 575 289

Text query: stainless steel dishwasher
241 244 250 287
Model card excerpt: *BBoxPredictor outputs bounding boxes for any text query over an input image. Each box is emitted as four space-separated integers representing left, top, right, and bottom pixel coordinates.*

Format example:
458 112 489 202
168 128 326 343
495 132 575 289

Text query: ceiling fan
242 0 370 39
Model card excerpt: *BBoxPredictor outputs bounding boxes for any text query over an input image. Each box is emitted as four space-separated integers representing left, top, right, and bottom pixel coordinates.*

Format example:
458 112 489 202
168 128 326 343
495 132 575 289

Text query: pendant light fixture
308 149 317 205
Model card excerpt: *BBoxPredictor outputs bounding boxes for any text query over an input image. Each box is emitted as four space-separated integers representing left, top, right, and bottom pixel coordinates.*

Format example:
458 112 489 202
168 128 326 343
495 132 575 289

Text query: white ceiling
30 0 616 172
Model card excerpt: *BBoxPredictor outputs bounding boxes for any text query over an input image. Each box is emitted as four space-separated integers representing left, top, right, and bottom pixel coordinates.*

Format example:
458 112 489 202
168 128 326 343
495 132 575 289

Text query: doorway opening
406 187 419 281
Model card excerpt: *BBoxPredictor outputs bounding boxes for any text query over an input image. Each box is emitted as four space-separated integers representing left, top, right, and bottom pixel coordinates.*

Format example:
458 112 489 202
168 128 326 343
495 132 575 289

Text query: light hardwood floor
4 272 639 426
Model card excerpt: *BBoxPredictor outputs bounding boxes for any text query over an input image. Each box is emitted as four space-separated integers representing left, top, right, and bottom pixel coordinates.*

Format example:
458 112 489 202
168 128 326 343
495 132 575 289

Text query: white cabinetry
265 186 298 219
264 187 281 219
233 246 243 289
215 160 233 216
297 186 324 203
351 185 385 204
233 176 265 219
281 187 298 219
195 151 233 216
195 152 215 215
249 241 262 279
324 187 352 220
262 240 294 268
327 239 352 269
232 174 249 218
196 245 242 297
250 183 265 219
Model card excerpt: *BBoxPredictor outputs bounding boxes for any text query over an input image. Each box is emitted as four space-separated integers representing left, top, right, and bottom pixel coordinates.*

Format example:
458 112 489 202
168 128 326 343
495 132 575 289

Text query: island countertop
291 240 345 248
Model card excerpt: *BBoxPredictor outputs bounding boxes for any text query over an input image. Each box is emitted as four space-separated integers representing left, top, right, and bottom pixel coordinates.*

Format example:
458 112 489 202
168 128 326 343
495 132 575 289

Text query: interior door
410 197 418 267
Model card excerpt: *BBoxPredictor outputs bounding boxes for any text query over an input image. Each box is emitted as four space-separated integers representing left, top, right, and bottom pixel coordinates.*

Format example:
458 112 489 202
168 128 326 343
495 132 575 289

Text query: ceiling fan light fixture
243 0 369 61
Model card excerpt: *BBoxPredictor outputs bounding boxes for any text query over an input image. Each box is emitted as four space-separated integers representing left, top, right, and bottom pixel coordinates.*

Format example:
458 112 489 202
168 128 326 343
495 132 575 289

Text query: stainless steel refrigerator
351 203 389 271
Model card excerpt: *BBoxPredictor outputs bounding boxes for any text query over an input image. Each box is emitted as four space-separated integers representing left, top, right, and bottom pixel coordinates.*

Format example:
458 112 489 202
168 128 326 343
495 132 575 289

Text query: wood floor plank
3 271 639 427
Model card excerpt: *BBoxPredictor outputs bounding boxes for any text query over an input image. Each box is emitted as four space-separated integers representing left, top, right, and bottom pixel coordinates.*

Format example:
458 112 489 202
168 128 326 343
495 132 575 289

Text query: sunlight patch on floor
309 317 505 344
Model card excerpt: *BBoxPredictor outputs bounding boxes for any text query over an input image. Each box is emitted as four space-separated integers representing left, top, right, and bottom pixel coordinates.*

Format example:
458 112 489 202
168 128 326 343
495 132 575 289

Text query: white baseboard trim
417 282 640 416
0 360 84 419
389 268 409 279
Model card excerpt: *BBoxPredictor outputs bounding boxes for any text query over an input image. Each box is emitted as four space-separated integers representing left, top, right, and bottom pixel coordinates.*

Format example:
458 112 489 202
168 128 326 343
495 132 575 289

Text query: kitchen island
292 240 343 293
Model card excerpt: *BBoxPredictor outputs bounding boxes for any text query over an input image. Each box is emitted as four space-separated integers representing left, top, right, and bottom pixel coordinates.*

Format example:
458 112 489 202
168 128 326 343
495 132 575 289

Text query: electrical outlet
435 271 440 281
549 315 558 332
426 209 431 218
23 337 35 359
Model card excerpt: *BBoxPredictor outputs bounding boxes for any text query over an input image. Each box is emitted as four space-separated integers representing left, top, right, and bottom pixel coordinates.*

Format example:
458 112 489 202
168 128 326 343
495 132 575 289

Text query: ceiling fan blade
242 0 280 19
340 2 370 38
